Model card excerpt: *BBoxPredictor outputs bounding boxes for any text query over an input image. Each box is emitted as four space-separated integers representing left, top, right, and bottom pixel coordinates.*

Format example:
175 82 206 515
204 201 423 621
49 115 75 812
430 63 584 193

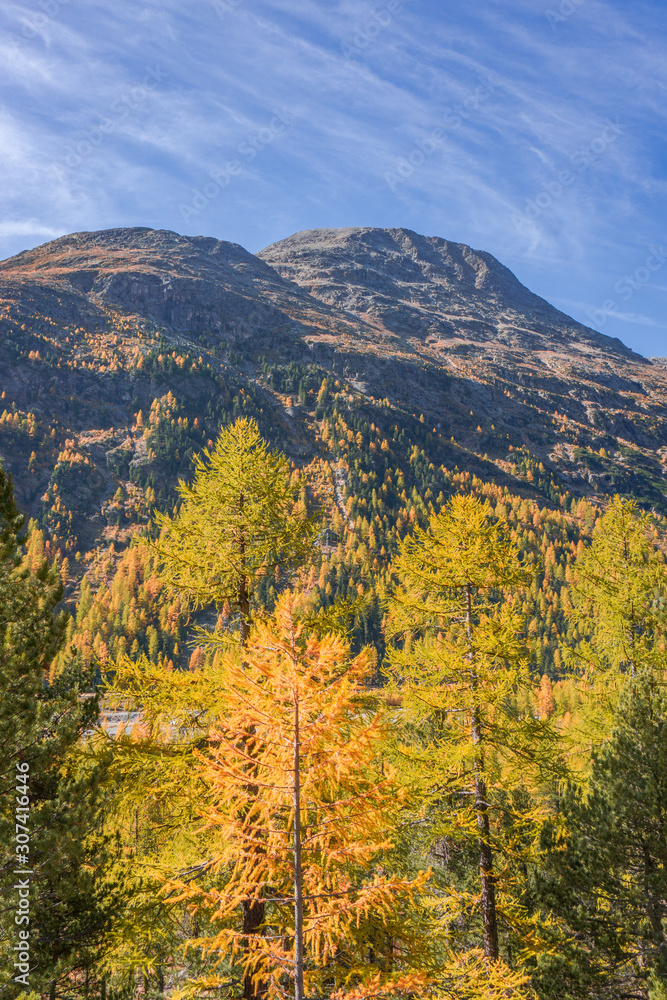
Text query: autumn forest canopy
2 414 667 1000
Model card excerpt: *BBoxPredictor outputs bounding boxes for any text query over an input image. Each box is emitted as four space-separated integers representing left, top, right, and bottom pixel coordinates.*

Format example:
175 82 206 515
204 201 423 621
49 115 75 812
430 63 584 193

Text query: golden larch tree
151 417 315 644
387 494 554 964
164 593 433 1000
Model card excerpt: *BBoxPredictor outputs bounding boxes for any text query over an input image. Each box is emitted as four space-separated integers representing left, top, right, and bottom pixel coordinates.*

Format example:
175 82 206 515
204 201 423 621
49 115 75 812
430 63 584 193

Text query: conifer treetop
150 417 316 623
389 494 530 636
570 494 667 676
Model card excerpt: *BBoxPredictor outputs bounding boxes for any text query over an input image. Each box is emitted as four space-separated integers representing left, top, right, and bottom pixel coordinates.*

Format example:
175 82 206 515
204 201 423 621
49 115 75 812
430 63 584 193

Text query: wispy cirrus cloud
0 221 62 239
0 0 665 354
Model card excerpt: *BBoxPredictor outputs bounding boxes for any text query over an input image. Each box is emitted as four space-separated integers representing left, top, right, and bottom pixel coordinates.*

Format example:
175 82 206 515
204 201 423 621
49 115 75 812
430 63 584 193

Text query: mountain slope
258 227 667 499
1 225 666 569
0 226 346 342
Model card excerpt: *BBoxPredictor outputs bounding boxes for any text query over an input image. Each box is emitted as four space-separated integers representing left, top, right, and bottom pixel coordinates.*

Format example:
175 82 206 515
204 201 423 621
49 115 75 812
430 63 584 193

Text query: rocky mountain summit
259 226 635 359
1 225 666 560
0 227 343 343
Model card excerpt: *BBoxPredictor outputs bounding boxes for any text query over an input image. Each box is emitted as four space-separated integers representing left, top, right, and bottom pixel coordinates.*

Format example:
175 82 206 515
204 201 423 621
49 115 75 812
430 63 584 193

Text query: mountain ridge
259 226 639 361
1 224 666 567
2 224 640 360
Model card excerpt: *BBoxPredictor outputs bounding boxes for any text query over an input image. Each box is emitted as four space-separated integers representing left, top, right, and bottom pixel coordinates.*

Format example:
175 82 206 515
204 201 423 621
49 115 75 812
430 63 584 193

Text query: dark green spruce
533 672 667 1000
0 466 121 999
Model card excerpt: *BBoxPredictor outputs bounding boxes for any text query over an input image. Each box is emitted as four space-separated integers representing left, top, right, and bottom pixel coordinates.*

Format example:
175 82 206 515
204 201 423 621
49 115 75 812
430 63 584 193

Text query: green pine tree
0 467 119 998
535 670 667 1000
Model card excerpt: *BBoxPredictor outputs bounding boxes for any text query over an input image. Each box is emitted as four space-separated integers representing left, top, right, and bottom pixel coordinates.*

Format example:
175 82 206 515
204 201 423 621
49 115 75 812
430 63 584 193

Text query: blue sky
1 0 666 357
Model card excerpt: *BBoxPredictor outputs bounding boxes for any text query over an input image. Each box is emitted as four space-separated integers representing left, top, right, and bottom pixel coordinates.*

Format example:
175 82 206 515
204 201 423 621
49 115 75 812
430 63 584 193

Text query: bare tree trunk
466 582 499 961
623 537 638 676
643 845 666 975
293 686 305 1000
237 492 264 1000
241 709 266 1000
243 899 265 1000
239 638 265 1000
472 716 499 960
238 492 251 647
239 572 250 647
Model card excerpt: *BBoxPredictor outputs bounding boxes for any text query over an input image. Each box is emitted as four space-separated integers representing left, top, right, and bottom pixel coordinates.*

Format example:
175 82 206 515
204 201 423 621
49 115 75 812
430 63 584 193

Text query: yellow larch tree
561 495 667 761
163 592 433 1000
570 495 667 678
387 494 556 970
150 417 316 644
